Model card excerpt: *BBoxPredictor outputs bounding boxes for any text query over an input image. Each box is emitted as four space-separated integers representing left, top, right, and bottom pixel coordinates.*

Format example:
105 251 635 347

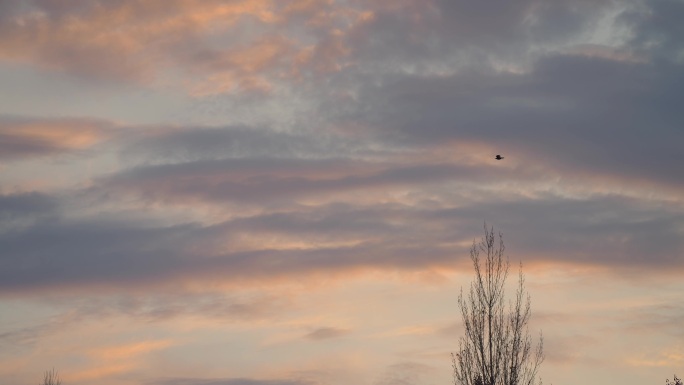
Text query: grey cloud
0 218 205 291
619 303 684 338
436 321 463 337
44 292 290 324
0 291 287 354
544 333 602 365
434 0 606 52
304 327 349 341
219 194 684 270
332 51 684 192
0 192 56 218
375 361 435 385
0 321 51 347
0 1 30 24
345 0 617 73
302 0 684 195
120 126 371 164
0 192 58 233
2 188 682 294
102 157 502 204
231 195 684 269
0 308 84 348
224 203 403 237
620 0 684 61
437 0 615 44
430 194 684 268
0 214 430 293
0 131 63 160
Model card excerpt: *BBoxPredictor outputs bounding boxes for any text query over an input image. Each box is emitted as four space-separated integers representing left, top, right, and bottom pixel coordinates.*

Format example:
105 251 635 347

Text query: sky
0 0 683 384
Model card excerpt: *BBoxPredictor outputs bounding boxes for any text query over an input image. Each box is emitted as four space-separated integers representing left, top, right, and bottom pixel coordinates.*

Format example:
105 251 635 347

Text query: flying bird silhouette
495 155 504 160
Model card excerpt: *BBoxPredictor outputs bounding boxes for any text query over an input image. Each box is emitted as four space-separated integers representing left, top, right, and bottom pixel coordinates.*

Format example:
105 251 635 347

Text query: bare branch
41 369 62 385
453 225 544 385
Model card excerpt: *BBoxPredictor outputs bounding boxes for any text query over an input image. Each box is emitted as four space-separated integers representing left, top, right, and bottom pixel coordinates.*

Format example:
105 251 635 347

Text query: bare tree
666 375 682 385
41 368 61 385
452 225 544 385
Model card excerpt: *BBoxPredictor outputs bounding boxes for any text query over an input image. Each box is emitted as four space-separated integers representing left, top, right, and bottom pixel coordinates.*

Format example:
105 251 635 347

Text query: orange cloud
67 363 134 382
626 348 684 368
188 35 296 95
0 0 378 94
65 339 175 382
0 1 279 82
91 339 175 361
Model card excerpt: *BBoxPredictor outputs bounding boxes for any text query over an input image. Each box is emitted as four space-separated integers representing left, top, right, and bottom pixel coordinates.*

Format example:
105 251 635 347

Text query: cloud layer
1 1 683 385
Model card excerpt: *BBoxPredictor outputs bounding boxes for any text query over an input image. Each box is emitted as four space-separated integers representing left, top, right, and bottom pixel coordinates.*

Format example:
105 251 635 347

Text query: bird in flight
495 155 504 160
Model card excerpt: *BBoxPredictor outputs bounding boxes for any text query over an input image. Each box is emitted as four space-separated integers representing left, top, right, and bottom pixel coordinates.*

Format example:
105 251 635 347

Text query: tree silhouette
452 225 544 385
666 375 682 385
41 368 61 385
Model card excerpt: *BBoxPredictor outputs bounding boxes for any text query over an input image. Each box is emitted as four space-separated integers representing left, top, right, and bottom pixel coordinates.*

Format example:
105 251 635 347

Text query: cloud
0 1 281 82
0 192 59 236
0 321 52 347
446 194 684 268
0 218 439 293
0 120 681 297
90 339 174 361
0 0 368 92
273 1 684 201
619 303 684 339
60 339 176 383
2 185 681 296
620 0 684 61
148 378 315 385
59 292 291 324
0 0 681 301
101 157 504 204
304 327 349 341
0 307 85 348
0 217 204 292
374 361 436 385
626 348 684 368
0 192 56 218
187 35 297 95
0 195 458 293
0 116 111 160
328 49 684 191
543 333 603 366
1 2 683 385
119 125 369 163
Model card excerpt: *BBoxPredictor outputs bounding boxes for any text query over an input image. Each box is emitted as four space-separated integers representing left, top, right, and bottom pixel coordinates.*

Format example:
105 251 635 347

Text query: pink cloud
0 0 414 94
0 117 111 160
0 1 280 82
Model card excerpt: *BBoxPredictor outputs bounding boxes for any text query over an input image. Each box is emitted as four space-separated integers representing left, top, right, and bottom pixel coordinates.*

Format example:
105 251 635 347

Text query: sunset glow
1 1 682 385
